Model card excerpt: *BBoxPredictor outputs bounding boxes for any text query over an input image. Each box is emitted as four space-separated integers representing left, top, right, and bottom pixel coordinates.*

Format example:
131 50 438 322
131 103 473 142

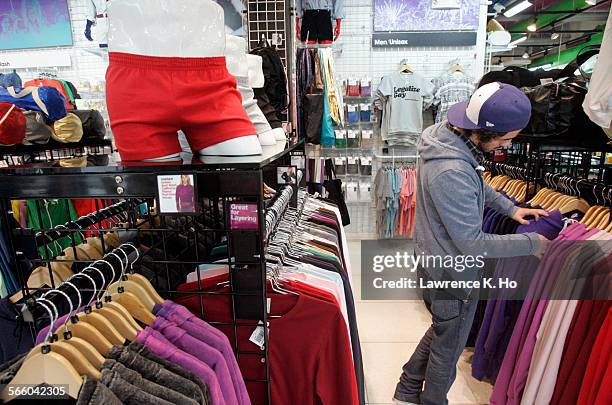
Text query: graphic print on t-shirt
377 71 433 145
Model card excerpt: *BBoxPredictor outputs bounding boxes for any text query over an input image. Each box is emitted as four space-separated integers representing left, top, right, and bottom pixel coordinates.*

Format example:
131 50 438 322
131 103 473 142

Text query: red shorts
106 52 256 161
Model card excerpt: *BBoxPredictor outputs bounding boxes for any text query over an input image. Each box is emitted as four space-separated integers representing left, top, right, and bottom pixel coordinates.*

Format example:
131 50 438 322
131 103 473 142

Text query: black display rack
0 140 304 405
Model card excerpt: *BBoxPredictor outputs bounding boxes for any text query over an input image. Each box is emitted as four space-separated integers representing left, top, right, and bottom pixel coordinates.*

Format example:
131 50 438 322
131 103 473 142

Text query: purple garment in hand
151 317 238 405
472 210 563 382
136 327 226 405
490 225 597 404
153 301 251 405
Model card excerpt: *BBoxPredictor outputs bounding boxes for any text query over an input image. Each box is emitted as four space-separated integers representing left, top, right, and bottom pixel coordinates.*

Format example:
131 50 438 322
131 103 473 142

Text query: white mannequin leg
271 127 287 141
257 129 279 146
198 136 262 156
142 153 182 162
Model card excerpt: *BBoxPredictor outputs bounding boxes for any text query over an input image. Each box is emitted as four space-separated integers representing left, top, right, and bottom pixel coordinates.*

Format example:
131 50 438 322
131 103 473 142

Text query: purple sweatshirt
472 210 564 381
153 301 251 405
136 327 226 405
151 317 238 405
490 224 598 404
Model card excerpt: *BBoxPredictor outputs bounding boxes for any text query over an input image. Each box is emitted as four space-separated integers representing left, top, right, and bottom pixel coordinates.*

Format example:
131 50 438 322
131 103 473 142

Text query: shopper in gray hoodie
393 82 549 405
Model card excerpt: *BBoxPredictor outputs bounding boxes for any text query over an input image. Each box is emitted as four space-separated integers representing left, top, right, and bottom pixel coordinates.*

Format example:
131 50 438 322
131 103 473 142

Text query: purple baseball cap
447 82 531 132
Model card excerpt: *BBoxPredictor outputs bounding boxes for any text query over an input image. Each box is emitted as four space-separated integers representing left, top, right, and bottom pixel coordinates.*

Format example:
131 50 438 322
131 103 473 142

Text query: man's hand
533 234 550 259
334 19 342 41
512 207 549 225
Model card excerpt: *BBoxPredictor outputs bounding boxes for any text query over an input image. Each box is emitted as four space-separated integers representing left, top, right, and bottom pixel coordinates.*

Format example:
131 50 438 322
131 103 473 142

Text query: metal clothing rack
0 140 305 405
0 138 113 167
484 160 612 207
491 136 611 201
33 199 145 248
20 244 140 324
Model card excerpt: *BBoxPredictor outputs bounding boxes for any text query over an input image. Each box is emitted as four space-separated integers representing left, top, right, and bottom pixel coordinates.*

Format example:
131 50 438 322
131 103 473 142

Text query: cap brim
447 101 480 130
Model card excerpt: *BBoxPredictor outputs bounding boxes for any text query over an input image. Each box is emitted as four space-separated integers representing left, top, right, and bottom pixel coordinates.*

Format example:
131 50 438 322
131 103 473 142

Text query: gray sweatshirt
414 122 541 296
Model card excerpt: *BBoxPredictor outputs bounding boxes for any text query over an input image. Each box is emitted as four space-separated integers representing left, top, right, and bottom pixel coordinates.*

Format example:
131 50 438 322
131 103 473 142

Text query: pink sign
230 203 259 230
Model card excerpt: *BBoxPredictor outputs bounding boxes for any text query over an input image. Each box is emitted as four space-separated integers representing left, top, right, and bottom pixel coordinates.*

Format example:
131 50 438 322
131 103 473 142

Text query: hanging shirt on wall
296 0 346 19
431 71 474 123
376 71 433 146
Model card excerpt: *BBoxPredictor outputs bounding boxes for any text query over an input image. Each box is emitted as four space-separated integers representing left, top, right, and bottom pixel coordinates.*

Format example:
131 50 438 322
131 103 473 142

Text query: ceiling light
509 35 528 47
504 1 533 18
551 32 559 40
585 0 597 5
522 52 530 59
527 19 537 32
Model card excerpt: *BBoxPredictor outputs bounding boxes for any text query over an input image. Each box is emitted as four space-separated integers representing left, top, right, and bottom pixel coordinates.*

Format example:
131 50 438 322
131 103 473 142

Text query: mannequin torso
107 0 225 57
107 0 261 158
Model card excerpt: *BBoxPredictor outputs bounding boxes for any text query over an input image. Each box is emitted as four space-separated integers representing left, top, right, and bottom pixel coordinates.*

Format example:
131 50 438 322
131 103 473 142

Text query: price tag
362 130 372 139
249 321 266 349
360 104 370 111
348 130 357 139
360 157 371 165
348 157 357 164
335 130 346 139
361 78 370 86
348 105 357 112
349 78 358 85
334 157 345 165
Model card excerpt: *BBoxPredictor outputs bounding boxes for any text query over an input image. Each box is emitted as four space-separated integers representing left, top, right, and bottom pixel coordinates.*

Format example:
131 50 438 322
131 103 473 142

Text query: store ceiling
488 0 611 66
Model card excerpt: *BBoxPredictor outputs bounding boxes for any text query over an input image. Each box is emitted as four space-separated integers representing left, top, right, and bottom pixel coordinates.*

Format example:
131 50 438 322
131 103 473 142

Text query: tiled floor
348 241 493 405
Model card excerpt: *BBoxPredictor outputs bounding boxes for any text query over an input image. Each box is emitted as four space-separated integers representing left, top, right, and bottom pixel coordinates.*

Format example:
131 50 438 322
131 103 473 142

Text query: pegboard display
325 0 486 239
332 0 485 88
0 0 108 90
247 0 288 62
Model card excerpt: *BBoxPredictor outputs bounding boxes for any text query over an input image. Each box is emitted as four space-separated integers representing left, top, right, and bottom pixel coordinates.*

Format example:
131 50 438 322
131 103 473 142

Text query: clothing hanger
399 59 414 73
590 189 611 230
560 178 590 214
119 243 165 304
68 265 125 346
94 257 140 340
104 250 146 330
107 252 156 325
1 299 83 402
58 280 105 369
581 184 606 227
26 294 101 380
449 63 464 73
55 272 113 355
107 270 156 310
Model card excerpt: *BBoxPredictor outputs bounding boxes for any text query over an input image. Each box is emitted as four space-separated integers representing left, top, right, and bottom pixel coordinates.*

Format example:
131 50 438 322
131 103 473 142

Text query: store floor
349 241 493 405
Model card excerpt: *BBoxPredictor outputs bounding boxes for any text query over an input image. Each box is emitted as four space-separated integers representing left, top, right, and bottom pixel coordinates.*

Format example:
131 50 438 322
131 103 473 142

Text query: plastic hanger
119 243 165 304
1 300 83 402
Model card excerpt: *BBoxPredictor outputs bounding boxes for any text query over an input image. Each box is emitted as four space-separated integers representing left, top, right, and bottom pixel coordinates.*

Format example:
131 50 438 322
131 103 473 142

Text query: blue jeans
394 284 479 405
